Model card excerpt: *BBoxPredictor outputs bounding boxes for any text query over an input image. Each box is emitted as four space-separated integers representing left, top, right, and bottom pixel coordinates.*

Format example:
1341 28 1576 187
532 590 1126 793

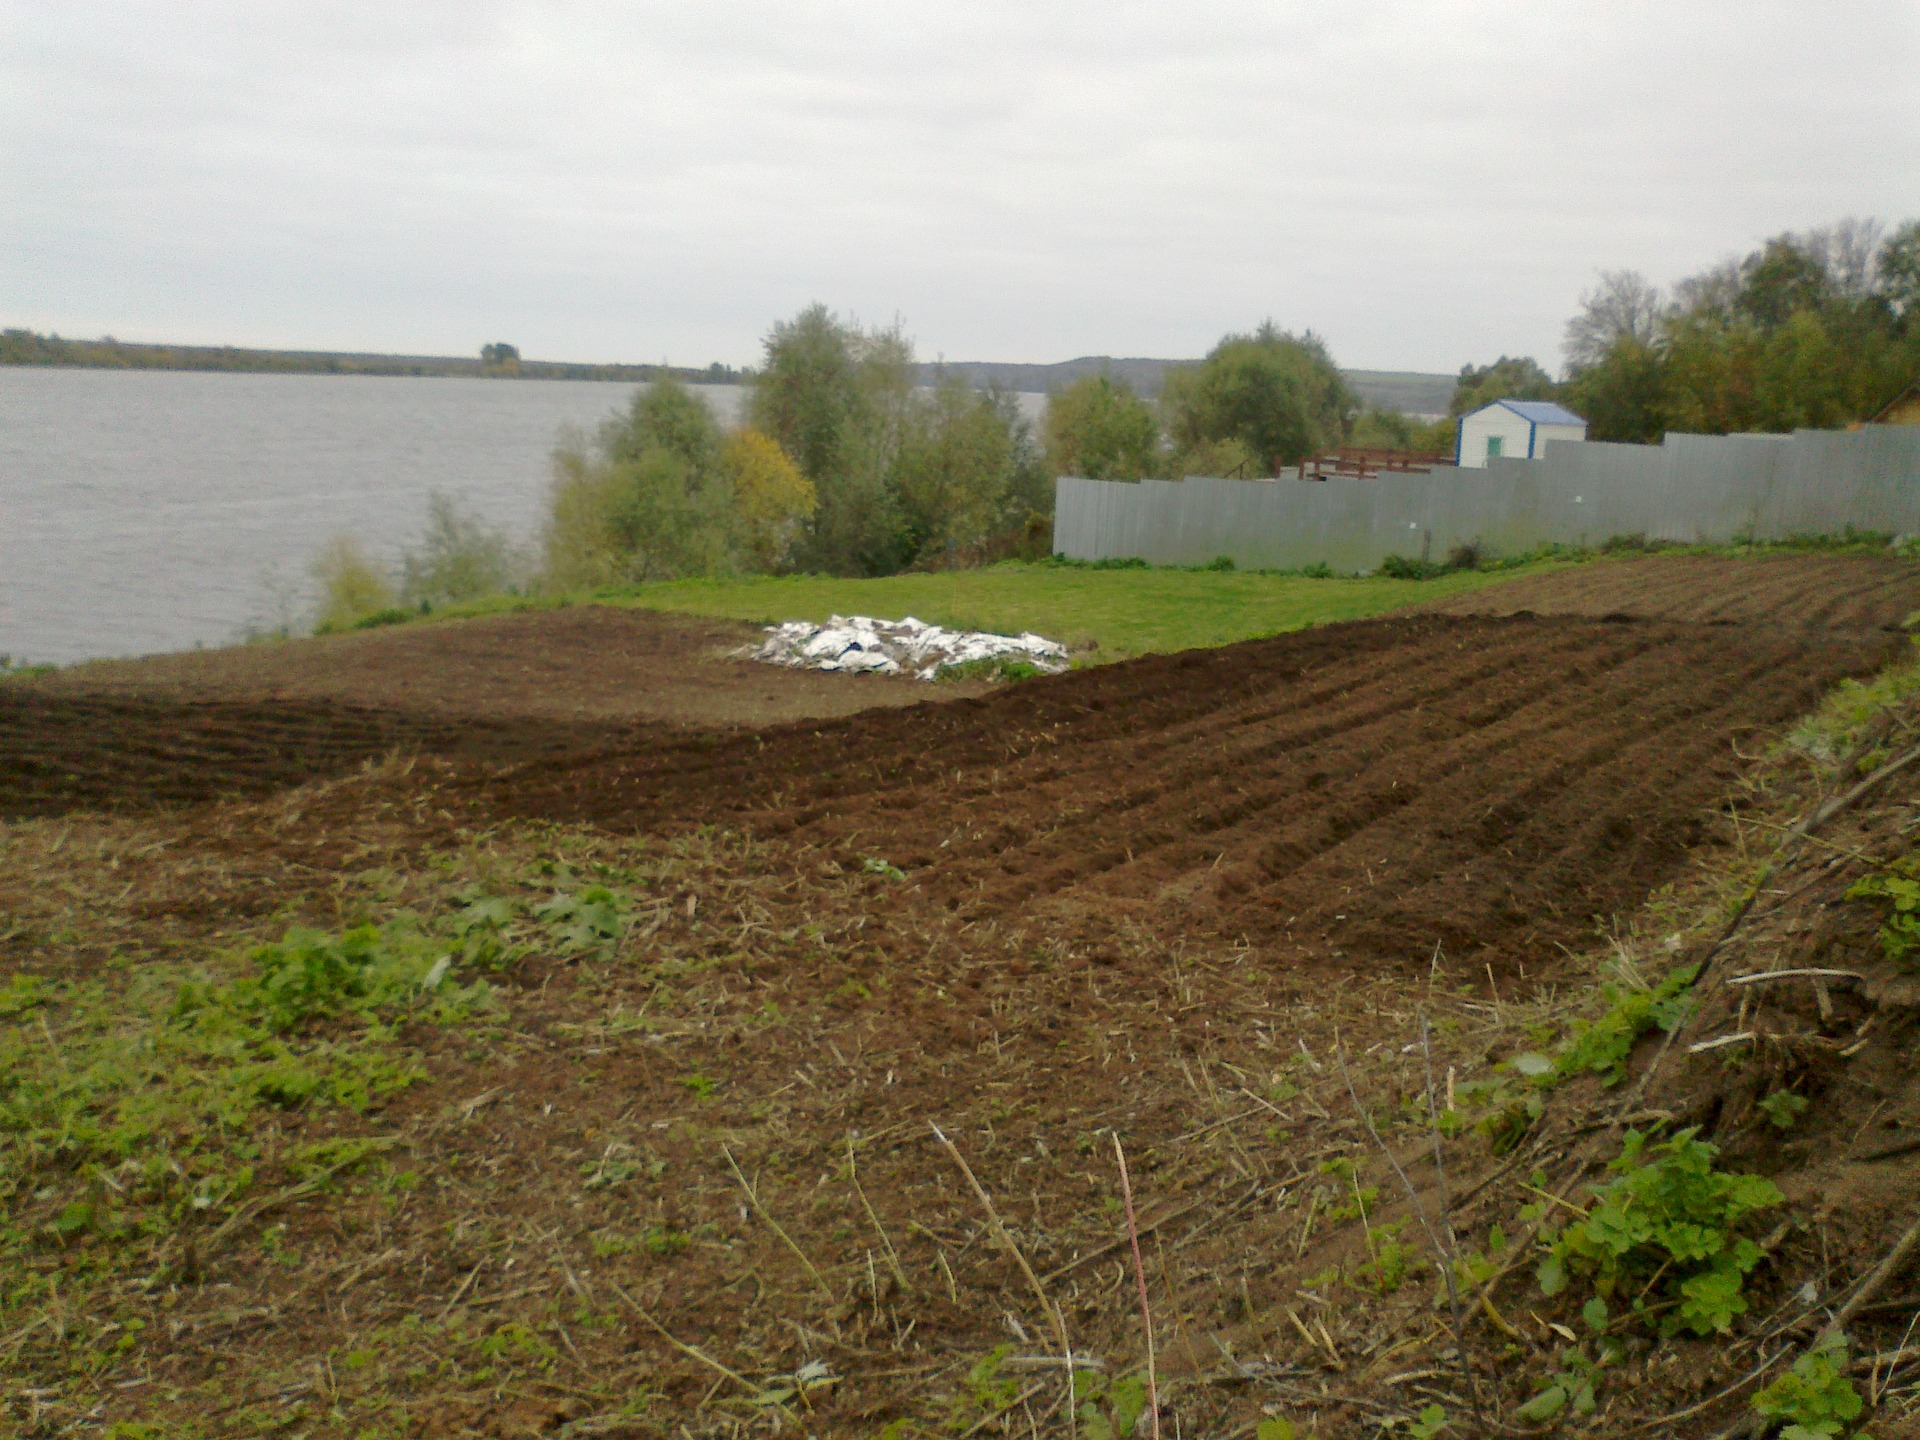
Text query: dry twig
931 1122 1076 1440
723 1144 834 1299
1113 1135 1161 1440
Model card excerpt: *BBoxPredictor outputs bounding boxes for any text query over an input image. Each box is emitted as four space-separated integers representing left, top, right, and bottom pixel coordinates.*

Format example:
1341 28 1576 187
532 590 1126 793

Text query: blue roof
1494 399 1585 426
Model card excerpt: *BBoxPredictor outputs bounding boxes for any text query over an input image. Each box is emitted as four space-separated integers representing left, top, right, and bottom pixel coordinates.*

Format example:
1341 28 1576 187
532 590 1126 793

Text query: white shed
1455 400 1586 468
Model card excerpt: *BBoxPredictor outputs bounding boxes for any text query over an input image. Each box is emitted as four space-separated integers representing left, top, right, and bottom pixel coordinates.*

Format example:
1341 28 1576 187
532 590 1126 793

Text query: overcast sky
4 2 1917 375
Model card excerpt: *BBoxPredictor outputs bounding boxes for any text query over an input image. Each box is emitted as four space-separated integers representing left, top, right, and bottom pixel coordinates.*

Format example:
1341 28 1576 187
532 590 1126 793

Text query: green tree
1881 219 1920 321
1449 356 1557 417
1042 373 1160 479
1165 323 1353 473
749 304 916 575
1566 216 1920 441
603 374 725 481
1736 236 1836 330
1564 336 1665 443
894 375 1023 563
542 378 738 587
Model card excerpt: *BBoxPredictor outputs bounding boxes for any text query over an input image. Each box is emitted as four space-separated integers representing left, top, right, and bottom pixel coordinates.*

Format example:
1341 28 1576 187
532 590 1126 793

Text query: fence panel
1052 427 1920 568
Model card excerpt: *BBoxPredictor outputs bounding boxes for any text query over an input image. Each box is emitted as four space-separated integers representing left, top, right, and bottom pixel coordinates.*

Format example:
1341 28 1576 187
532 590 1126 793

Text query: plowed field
10 552 1920 1439
1421 550 1920 629
0 689 637 818
489 612 1898 972
0 607 979 818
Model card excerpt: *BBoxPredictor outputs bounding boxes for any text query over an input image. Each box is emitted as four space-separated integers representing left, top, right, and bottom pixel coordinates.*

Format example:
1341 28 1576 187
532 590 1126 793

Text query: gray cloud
4 0 1916 372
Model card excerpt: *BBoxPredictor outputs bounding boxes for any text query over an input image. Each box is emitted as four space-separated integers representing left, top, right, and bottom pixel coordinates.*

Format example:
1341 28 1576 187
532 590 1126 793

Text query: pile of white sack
746 615 1070 680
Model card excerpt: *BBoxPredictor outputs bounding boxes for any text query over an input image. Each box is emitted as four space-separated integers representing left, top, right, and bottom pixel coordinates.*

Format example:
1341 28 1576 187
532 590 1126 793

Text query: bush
1751 1336 1864 1439
723 428 815 570
1377 553 1445 580
399 492 516 607
310 535 395 632
542 381 740 588
1537 1127 1782 1337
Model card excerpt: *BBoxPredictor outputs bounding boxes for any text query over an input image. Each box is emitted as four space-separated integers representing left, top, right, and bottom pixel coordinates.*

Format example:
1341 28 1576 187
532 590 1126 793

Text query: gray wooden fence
1051 426 1920 571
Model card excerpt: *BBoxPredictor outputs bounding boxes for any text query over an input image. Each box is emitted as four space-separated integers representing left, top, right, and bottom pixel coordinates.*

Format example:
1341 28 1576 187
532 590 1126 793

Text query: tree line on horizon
0 329 747 386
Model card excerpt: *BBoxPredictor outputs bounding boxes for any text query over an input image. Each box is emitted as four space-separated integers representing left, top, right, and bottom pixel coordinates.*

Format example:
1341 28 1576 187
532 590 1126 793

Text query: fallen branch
957 1382 1047 1438
1688 1031 1758 1054
1039 1191 1218 1283
1853 1135 1920 1164
1731 972 1863 998
1336 1034 1477 1417
846 1133 911 1294
1793 742 1920 836
1815 1212 1920 1351
1615 877 1769 1115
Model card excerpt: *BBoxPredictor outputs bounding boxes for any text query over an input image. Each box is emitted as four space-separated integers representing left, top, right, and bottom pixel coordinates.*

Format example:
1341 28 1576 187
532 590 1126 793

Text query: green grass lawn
578 560 1571 660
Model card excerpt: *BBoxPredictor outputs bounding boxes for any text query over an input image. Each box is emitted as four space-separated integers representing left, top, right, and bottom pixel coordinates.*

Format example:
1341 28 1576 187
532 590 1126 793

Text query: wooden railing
1297 447 1451 480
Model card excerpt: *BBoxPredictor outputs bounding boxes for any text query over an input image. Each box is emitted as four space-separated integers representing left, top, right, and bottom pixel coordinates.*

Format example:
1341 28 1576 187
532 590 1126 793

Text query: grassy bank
402 559 1569 662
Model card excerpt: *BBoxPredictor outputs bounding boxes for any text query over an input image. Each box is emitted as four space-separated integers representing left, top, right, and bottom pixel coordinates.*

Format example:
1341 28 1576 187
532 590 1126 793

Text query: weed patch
1536 1127 1782 1337
1751 1336 1866 1439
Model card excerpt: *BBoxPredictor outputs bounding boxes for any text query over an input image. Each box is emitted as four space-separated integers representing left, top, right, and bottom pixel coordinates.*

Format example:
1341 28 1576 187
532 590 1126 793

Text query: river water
1 369 1052 665
0 368 751 664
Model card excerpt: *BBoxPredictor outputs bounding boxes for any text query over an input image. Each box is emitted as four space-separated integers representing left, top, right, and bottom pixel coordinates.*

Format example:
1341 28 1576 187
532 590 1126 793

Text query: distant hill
918 357 1454 416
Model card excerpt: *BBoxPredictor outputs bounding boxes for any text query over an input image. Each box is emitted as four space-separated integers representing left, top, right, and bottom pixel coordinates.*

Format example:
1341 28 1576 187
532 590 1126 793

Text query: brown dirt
20 603 978 724
484 612 1899 973
0 606 983 818
1421 551 1920 631
9 553 1920 1438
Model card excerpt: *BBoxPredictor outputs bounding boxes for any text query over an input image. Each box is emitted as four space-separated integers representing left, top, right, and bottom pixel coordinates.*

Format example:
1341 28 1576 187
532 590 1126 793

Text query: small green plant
1760 1090 1810 1130
1751 1335 1866 1439
1255 1421 1296 1440
0 973 51 1017
579 1144 666 1190
1406 1404 1449 1438
954 1347 1021 1424
935 655 1045 683
1847 859 1920 967
1074 1369 1151 1439
531 885 631 957
1515 1349 1602 1423
860 856 908 881
677 1072 717 1099
1537 1127 1782 1337
1355 1222 1422 1295
642 1225 689 1257
1554 964 1699 1086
